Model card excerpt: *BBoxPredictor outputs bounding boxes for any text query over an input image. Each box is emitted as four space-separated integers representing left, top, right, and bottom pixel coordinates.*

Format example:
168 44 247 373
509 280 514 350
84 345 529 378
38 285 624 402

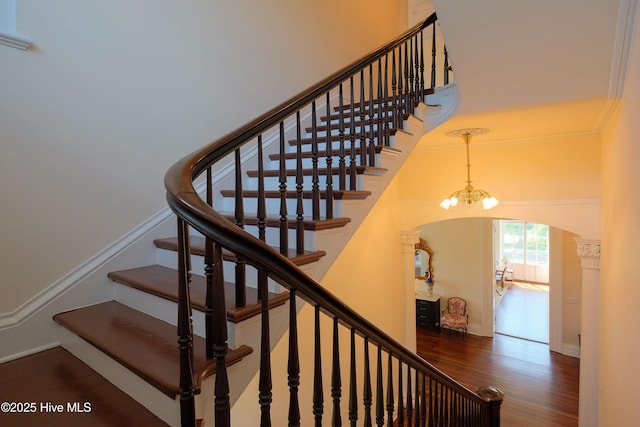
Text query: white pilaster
401 231 420 352
576 239 600 427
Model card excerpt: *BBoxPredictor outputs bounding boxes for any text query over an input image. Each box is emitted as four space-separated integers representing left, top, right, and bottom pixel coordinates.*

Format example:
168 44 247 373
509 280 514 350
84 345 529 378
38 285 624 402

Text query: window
0 0 31 50
496 220 549 283
0 0 15 33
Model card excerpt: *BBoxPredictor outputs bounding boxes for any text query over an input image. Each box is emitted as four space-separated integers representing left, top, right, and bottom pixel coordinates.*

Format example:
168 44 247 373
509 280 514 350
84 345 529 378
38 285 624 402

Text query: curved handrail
165 12 502 426
167 13 437 183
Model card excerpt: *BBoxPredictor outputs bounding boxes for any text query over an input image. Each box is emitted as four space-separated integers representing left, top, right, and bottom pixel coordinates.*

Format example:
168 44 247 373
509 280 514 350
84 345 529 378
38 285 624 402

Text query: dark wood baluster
428 378 434 427
444 47 450 85
406 367 413 426
428 378 432 426
413 372 420 427
375 347 384 427
391 49 399 131
439 384 446 427
454 391 459 427
367 64 375 167
313 306 324 426
331 317 342 426
385 353 394 427
311 101 320 220
376 59 384 150
408 37 415 109
442 386 448 427
205 168 232 426
348 76 357 190
403 41 410 115
257 135 267 298
258 270 272 427
419 30 425 101
338 83 346 191
382 54 390 148
295 112 304 254
324 93 334 219
397 360 404 427
359 70 367 167
348 328 358 426
176 218 195 426
205 168 215 359
288 291 300 426
414 34 420 101
212 241 231 426
396 46 404 130
279 122 288 256
234 149 246 307
363 337 373 427
431 24 437 89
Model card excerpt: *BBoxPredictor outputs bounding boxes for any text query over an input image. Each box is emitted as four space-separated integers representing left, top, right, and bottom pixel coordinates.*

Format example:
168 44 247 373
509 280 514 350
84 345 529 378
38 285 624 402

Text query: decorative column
401 231 420 352
575 239 600 427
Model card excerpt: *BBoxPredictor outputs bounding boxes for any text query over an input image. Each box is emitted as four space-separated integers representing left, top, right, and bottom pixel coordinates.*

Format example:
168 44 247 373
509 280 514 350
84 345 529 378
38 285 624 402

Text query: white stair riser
57 326 181 427
155 249 284 293
268 153 380 170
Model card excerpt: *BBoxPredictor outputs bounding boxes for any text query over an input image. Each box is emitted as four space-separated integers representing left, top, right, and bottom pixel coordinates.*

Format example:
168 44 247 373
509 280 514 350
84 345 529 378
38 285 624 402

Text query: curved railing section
165 13 503 426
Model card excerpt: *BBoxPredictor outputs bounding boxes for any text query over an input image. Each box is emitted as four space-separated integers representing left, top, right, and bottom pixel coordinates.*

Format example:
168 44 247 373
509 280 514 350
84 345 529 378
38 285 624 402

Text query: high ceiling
421 0 630 148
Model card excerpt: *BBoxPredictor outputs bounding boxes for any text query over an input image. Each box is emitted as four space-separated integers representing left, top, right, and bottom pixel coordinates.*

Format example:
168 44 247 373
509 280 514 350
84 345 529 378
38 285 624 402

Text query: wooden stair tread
247 165 387 178
0 347 169 427
108 264 290 323
320 110 411 123
311 113 397 131
268 145 401 161
332 95 429 111
288 128 398 145
54 301 252 398
154 236 326 266
219 189 372 200
217 212 351 231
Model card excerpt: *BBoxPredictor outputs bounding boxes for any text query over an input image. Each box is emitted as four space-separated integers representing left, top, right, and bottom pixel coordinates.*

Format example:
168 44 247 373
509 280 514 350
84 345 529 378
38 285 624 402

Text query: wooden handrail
165 12 503 426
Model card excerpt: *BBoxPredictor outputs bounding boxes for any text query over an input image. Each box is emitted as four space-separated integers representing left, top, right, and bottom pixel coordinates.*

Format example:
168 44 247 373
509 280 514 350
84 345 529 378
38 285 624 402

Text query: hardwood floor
417 327 579 426
496 282 549 343
0 347 168 427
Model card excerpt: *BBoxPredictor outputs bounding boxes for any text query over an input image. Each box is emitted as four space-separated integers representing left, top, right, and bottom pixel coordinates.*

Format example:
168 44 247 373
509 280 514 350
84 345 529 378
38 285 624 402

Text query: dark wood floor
417 327 579 426
0 347 168 427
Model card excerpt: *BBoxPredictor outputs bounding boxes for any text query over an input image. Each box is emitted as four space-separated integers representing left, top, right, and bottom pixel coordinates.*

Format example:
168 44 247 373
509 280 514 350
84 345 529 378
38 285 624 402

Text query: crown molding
608 0 639 99
0 30 31 50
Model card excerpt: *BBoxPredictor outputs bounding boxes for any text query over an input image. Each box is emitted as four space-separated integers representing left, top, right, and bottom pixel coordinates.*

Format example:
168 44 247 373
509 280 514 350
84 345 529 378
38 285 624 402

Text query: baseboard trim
562 343 580 358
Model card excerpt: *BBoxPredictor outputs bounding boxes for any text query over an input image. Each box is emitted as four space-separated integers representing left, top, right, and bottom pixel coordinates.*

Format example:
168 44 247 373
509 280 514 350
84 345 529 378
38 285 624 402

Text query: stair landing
0 347 169 426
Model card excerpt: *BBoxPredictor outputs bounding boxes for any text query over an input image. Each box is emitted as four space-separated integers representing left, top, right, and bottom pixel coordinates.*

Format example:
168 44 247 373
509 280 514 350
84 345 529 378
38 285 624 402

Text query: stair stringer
229 84 460 424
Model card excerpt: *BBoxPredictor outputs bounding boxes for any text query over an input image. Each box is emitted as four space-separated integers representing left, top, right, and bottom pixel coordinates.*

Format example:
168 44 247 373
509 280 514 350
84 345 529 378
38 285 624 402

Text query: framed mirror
414 238 433 280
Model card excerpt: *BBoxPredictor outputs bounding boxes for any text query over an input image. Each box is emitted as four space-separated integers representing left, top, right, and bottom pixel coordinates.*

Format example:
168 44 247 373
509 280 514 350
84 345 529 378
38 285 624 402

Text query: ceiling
419 0 631 148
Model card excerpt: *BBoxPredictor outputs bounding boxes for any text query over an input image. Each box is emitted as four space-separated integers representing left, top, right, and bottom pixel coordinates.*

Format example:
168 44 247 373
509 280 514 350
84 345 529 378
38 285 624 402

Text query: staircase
0 13 504 427
48 92 439 427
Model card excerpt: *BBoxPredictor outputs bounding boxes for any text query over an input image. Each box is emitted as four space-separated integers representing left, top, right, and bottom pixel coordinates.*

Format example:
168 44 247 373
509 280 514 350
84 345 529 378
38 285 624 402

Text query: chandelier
440 128 499 210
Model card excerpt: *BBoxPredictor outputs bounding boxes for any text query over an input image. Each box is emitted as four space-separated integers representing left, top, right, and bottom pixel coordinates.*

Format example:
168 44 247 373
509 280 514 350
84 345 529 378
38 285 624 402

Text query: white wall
0 0 407 314
599 2 640 423
419 218 487 333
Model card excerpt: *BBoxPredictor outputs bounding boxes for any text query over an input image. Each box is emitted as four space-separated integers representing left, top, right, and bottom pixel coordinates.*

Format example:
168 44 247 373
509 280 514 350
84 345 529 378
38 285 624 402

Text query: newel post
477 385 504 427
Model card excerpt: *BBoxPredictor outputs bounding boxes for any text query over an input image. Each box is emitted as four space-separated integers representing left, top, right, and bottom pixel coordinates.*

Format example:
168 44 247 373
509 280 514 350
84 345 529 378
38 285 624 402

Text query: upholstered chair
440 297 468 334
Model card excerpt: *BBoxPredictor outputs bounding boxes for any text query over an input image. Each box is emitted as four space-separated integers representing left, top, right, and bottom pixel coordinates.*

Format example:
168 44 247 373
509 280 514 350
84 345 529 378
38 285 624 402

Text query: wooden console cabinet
416 294 440 330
